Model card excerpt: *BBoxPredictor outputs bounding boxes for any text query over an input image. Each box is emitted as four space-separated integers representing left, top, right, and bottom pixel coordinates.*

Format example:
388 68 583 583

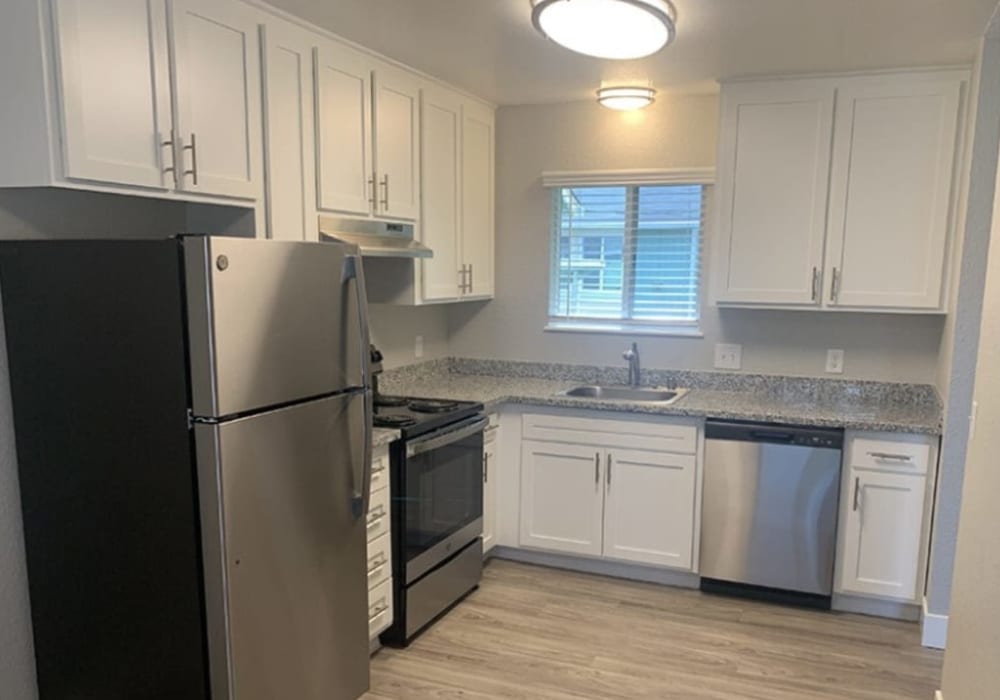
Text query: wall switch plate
714 343 742 370
415 335 424 359
826 349 845 374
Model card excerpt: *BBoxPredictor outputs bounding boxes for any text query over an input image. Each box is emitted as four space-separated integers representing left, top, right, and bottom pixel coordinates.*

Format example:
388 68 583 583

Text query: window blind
548 184 705 326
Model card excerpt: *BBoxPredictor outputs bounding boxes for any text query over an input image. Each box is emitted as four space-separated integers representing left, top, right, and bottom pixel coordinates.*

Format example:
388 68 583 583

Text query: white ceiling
266 0 998 105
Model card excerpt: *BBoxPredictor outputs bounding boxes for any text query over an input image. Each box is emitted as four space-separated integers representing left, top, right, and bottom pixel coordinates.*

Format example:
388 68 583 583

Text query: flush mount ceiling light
597 86 656 110
531 0 677 60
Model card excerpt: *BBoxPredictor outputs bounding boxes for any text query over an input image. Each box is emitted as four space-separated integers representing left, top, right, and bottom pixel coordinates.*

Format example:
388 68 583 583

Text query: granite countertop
378 359 943 435
372 427 400 449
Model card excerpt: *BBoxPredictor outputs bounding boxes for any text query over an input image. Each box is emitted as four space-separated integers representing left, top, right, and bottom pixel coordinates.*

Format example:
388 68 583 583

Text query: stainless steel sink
560 385 690 404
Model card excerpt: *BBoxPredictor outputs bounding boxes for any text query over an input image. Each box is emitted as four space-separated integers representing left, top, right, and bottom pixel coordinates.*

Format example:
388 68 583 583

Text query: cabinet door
603 449 696 569
461 100 495 298
314 41 373 216
261 21 317 241
420 85 462 301
373 65 420 220
519 441 604 557
169 0 262 199
482 430 498 554
825 74 963 310
716 81 835 305
839 470 926 601
53 0 172 189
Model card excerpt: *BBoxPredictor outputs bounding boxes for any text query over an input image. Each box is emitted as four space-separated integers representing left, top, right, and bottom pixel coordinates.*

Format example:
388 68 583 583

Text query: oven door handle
406 417 489 458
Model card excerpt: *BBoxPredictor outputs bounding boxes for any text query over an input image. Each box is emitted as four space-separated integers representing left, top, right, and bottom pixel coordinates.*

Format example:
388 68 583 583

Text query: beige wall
940 83 1000 698
369 303 450 369
447 96 946 382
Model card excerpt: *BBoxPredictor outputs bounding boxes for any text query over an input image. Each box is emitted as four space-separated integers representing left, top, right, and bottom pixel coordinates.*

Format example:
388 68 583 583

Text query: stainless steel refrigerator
0 235 373 700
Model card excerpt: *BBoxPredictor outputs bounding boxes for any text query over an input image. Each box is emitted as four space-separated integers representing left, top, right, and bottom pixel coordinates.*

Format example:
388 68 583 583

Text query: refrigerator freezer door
195 392 371 700
184 236 370 418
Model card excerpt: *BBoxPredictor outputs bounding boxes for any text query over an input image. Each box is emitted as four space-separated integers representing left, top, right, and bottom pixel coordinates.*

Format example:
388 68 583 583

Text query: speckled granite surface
372 427 400 448
380 358 943 435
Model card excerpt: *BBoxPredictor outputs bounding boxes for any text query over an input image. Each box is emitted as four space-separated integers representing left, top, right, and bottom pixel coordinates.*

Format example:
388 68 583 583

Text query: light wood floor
366 559 942 700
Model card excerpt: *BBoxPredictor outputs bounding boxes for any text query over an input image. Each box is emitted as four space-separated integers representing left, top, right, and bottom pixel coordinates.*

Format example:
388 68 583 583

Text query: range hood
318 215 433 259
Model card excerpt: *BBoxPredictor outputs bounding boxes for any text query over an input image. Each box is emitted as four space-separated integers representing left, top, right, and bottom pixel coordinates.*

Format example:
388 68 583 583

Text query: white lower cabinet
518 414 700 571
367 446 393 643
482 424 499 554
603 449 697 570
836 433 935 603
520 441 606 557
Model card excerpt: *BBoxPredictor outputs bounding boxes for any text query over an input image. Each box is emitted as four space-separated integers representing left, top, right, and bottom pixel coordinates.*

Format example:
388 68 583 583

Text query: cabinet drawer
367 578 393 639
366 533 391 590
366 485 391 543
850 437 930 475
523 413 697 454
370 448 390 495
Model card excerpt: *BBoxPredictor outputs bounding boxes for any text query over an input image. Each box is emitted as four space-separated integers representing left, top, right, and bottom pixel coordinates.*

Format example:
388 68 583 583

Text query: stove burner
374 415 417 428
408 399 460 414
375 395 408 408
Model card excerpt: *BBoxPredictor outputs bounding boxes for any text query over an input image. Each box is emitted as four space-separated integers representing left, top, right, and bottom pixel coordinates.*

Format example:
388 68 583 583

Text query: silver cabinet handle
367 552 387 572
182 132 198 186
468 264 474 293
606 453 612 487
868 452 913 462
368 175 377 210
380 175 389 210
594 452 600 487
483 452 489 484
458 266 468 293
830 267 840 302
369 602 389 618
853 476 861 512
161 130 178 186
366 504 385 527
811 267 819 301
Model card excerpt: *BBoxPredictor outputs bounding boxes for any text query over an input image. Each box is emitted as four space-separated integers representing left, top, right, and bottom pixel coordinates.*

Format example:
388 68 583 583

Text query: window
548 183 705 334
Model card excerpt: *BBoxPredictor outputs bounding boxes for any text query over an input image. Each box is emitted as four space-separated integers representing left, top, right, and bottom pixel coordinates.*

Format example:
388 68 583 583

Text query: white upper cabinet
314 47 420 221
373 64 421 220
52 0 173 190
461 100 496 299
715 80 835 306
825 74 963 310
261 20 318 241
315 40 373 217
603 449 696 570
715 69 967 313
420 84 463 301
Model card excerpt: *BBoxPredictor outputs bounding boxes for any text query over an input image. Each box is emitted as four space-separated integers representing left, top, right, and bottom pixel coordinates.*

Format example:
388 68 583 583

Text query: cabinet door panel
262 22 317 241
314 41 372 216
170 0 262 199
716 81 834 305
54 0 171 189
374 66 420 220
482 431 498 554
519 441 604 556
461 101 495 298
839 470 926 601
420 86 462 301
826 75 962 310
603 450 696 569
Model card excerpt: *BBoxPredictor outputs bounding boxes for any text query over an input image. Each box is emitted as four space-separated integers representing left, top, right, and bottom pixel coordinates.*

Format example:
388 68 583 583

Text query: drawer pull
369 602 389 618
367 553 387 571
868 452 913 462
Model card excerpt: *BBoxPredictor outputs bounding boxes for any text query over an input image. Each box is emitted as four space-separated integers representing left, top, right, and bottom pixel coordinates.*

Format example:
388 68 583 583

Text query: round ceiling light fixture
597 85 656 110
531 0 677 60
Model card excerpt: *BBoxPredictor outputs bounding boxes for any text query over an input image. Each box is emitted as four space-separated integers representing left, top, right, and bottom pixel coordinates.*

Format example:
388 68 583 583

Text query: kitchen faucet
623 342 641 387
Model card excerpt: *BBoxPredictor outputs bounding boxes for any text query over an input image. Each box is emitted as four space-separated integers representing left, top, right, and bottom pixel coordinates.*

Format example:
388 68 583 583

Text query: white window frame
542 168 714 337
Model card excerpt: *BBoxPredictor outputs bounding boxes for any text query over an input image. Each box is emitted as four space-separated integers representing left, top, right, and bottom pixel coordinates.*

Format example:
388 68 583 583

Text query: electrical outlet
714 343 742 370
414 335 424 359
826 349 845 374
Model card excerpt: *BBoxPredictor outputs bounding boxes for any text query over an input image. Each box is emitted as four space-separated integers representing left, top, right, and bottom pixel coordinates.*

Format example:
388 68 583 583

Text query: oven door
402 416 487 584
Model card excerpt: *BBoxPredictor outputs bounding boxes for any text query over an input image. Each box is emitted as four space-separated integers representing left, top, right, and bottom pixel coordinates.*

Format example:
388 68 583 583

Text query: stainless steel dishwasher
700 421 843 606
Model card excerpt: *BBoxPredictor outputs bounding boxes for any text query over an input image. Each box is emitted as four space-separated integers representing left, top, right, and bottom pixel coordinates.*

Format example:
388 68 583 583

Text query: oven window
404 431 483 566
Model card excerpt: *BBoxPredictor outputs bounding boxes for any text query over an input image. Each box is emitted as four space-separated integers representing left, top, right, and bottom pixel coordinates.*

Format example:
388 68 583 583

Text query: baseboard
493 546 700 589
922 596 949 649
831 593 921 621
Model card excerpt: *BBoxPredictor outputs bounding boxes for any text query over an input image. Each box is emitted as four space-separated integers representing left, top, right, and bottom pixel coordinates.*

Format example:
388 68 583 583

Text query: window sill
544 321 704 338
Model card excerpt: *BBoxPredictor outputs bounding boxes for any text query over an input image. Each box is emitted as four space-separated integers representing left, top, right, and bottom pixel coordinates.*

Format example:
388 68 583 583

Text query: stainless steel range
375 394 487 646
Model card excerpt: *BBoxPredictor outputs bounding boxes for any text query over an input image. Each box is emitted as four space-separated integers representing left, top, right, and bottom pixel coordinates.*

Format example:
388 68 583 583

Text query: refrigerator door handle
343 253 373 519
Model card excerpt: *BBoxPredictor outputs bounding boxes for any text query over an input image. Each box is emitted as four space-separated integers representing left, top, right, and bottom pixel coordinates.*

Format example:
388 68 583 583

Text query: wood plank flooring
366 559 942 700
